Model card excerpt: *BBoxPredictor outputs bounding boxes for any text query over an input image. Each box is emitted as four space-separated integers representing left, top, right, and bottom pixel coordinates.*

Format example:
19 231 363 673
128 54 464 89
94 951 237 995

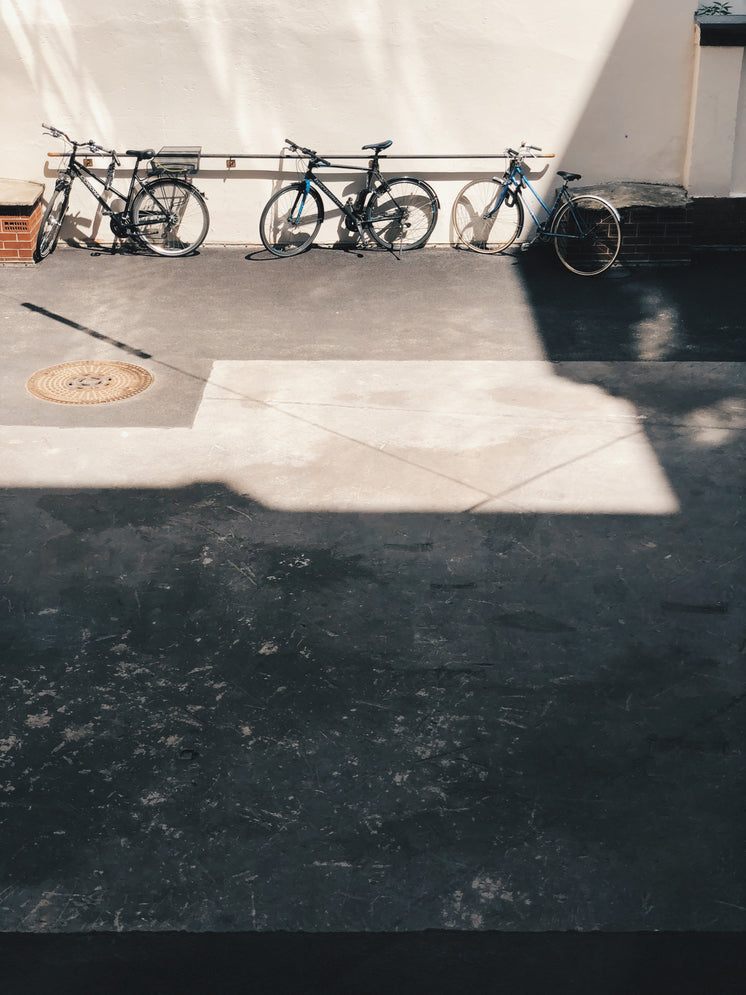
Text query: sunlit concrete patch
198 360 680 514
0 360 689 513
472 430 678 514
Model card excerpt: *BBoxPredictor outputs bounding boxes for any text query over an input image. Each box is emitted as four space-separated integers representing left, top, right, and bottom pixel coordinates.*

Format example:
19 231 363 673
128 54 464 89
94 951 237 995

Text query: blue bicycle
452 143 621 276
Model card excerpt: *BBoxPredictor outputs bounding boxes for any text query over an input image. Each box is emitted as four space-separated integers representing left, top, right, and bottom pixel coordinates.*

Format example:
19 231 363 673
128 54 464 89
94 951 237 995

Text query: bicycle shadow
446 160 555 249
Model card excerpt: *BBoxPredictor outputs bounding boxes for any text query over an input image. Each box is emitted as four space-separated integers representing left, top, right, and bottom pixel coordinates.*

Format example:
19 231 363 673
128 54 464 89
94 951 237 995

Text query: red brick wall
618 198 745 264
0 202 43 262
619 206 693 264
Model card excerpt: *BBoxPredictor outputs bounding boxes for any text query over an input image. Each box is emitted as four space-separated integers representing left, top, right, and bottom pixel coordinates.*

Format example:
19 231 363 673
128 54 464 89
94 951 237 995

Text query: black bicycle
259 138 439 256
35 124 209 261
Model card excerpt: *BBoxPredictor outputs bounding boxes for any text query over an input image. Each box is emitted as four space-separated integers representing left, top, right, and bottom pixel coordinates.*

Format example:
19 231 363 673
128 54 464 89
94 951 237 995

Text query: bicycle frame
291 156 383 224
57 146 150 218
491 162 584 240
452 142 621 274
38 125 210 260
261 139 439 257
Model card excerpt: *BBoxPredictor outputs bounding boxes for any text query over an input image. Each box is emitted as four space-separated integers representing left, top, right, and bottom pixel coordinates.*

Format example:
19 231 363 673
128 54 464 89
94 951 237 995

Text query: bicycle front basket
149 147 201 175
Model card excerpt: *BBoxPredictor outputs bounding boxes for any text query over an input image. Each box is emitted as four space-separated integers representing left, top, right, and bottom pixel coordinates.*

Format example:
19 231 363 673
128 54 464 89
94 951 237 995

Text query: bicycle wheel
451 178 523 253
366 178 438 250
132 178 209 256
259 183 323 256
35 184 70 261
552 195 621 276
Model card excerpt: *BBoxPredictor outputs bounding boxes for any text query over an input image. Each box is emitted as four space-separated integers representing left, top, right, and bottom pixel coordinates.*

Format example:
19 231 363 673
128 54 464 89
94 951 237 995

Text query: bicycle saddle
557 170 582 181
126 149 155 159
361 140 392 152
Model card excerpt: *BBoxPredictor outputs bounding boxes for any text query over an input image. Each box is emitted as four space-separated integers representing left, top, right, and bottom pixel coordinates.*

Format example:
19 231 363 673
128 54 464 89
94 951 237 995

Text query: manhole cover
26 361 154 405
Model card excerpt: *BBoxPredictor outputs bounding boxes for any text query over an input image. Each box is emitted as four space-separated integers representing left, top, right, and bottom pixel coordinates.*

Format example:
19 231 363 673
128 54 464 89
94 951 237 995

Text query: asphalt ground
0 243 744 989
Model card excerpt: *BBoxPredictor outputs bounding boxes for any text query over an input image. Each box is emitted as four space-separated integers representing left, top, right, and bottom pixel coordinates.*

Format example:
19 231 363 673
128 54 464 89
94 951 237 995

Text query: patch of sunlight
38 0 76 61
633 311 679 361
685 397 746 447
2 0 36 78
181 0 232 102
0 360 685 516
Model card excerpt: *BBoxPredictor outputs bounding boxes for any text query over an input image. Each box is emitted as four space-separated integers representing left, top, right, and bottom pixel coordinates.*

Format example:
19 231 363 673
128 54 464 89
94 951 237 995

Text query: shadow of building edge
0 929 743 994
1 473 743 931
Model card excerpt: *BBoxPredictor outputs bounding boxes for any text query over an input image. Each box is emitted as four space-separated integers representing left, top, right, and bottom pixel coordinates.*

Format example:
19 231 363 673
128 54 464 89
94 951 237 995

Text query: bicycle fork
290 180 311 225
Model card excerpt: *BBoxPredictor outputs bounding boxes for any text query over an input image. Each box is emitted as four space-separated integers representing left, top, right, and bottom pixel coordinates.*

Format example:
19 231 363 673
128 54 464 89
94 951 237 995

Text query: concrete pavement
0 244 744 942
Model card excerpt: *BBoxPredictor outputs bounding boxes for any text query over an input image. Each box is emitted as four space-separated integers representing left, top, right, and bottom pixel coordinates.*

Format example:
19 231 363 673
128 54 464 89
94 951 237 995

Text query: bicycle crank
109 216 135 239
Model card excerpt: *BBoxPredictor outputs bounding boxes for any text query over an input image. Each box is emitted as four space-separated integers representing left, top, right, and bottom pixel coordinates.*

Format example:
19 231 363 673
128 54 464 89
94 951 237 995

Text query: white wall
734 51 746 193
685 42 745 196
1 0 704 244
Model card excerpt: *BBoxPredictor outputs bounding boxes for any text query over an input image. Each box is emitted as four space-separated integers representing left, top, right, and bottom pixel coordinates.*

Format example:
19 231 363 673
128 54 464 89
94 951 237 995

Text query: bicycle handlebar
285 138 314 157
43 122 72 143
42 123 118 161
284 138 333 167
506 142 556 160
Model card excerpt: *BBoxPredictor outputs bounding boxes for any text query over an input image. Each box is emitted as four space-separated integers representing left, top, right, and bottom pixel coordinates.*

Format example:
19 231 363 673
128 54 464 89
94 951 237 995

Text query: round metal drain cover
26 361 154 405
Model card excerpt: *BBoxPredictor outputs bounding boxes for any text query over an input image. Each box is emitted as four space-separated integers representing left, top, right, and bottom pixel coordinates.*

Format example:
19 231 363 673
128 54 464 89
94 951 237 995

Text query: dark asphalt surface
0 245 744 990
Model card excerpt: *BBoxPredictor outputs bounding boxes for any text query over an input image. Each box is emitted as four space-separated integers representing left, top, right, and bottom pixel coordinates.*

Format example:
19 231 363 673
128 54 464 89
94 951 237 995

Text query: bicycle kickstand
520 232 542 252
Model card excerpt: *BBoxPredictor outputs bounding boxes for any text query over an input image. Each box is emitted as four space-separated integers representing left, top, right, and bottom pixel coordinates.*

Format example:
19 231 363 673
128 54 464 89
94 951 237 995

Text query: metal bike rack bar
48 151 555 161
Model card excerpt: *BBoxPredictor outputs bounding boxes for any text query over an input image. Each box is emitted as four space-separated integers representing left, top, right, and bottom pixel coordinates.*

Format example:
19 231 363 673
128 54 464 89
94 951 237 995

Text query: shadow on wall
4 1 693 179
4 0 703 248
555 0 695 185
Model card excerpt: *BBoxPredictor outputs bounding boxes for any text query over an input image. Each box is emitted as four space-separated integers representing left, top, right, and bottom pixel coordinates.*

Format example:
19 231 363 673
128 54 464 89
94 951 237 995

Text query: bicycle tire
551 195 621 276
366 178 438 251
35 185 70 261
259 183 324 256
132 178 209 257
451 178 523 254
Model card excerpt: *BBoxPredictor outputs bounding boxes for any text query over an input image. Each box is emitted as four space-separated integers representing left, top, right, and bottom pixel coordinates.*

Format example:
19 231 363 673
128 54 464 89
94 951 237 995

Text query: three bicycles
35 124 209 261
36 127 622 275
259 138 439 256
451 142 622 276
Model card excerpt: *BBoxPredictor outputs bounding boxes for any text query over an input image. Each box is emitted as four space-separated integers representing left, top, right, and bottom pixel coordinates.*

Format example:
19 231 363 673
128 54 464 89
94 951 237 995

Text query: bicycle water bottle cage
361 140 392 152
